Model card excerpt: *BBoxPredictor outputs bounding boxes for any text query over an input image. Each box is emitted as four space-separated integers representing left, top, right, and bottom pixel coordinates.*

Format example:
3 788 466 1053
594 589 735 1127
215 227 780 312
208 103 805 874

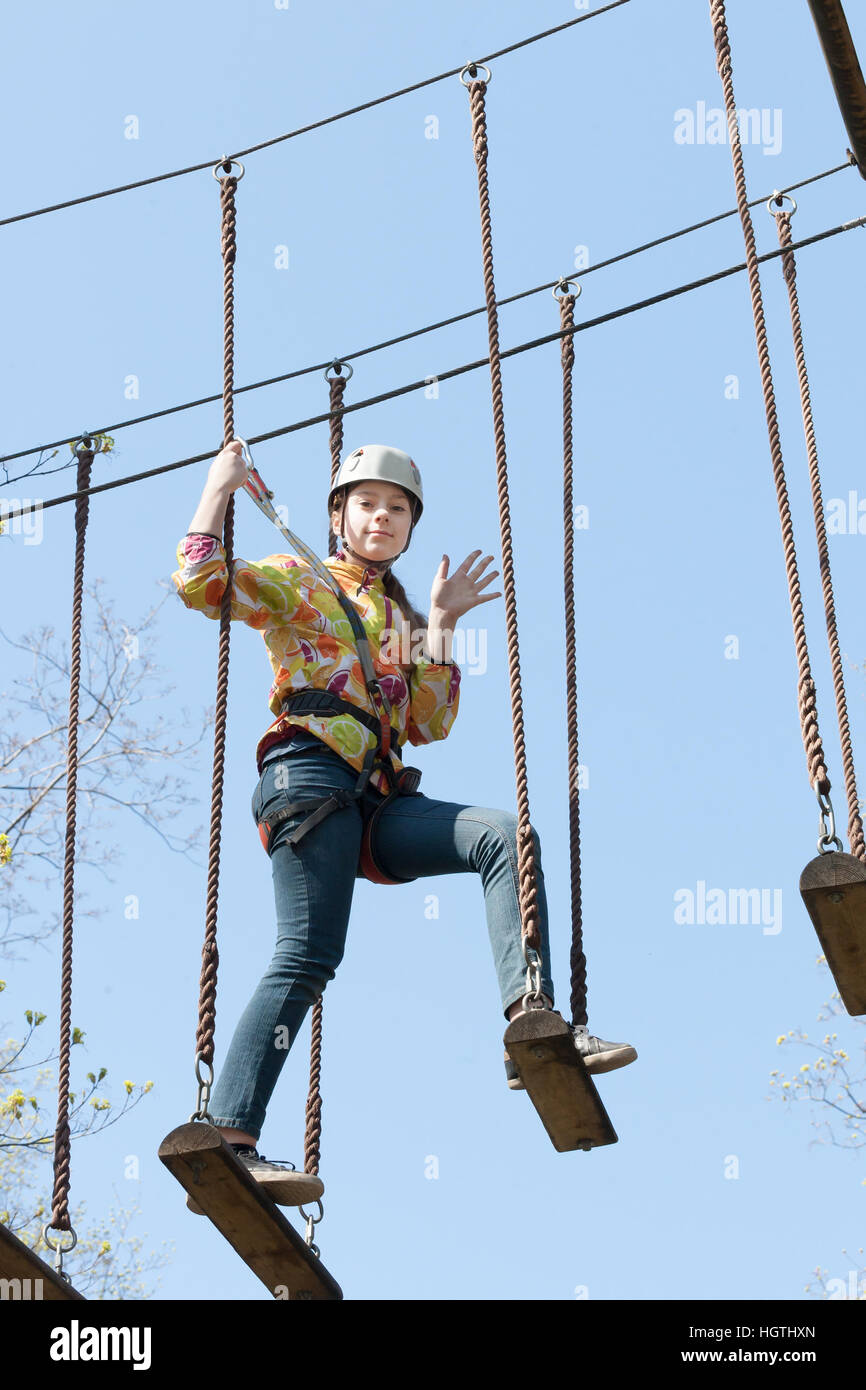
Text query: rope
5 158 853 479
300 370 348 1179
0 1 631 230
465 75 541 964
195 172 238 1071
710 0 831 801
771 207 865 859
50 440 94 1231
328 373 348 529
303 1000 324 1179
558 295 588 1026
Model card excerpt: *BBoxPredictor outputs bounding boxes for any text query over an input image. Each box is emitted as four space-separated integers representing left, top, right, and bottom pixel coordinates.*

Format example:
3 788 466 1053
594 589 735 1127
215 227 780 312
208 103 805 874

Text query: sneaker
504 1023 637 1090
186 1144 324 1215
570 1024 637 1075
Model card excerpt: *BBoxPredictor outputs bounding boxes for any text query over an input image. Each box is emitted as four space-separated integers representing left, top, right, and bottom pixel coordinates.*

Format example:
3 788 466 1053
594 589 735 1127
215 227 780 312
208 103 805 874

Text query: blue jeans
209 732 555 1140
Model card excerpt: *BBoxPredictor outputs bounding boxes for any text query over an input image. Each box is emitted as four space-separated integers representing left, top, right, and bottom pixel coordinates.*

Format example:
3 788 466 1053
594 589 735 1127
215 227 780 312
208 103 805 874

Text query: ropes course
3 0 866 1300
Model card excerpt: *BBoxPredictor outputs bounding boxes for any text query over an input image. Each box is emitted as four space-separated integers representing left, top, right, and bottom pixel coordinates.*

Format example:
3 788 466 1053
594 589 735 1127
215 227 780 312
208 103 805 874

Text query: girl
172 440 636 1205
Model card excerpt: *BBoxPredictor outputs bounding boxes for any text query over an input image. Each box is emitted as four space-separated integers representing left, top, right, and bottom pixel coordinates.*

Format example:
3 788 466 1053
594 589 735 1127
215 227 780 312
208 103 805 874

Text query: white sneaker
504 1023 637 1090
186 1145 324 1215
570 1024 637 1075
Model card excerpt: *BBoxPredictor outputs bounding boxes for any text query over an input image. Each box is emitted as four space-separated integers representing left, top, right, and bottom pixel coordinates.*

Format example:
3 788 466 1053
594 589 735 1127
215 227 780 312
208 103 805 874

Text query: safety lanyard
236 439 393 744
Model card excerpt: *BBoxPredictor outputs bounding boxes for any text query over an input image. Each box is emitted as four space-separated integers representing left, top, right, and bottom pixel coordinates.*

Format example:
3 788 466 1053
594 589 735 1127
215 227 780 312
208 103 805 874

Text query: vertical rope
559 295 588 1026
771 207 865 860
50 440 94 1231
465 75 541 962
303 368 347 1176
709 1 832 802
303 1001 323 1178
328 371 348 552
195 170 238 1069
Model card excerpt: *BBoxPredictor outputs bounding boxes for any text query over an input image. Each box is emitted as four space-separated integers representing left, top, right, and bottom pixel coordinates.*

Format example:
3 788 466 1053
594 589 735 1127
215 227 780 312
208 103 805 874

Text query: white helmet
328 445 423 522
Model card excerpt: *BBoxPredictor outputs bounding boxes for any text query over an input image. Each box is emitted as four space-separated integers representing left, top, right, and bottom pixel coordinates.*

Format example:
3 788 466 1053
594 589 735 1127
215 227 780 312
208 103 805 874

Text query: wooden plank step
0 1221 86 1300
504 1009 618 1152
800 850 866 1015
158 1123 342 1300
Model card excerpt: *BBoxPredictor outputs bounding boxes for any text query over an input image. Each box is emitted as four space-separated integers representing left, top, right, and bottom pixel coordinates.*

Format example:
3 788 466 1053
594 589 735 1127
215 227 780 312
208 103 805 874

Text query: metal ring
212 157 245 182
324 360 354 382
42 1224 78 1254
71 435 95 456
194 1053 214 1088
521 990 545 1013
459 61 491 86
767 191 797 217
553 277 583 301
299 1198 324 1226
818 834 843 854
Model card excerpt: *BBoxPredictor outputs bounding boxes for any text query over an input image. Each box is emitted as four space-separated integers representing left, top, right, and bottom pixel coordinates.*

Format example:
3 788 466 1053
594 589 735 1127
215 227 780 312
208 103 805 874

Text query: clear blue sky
3 0 866 1301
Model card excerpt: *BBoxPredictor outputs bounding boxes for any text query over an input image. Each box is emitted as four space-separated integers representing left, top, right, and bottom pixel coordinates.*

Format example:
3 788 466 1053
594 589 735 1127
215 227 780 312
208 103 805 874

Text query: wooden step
158 1122 342 1300
504 1009 618 1152
800 851 866 1015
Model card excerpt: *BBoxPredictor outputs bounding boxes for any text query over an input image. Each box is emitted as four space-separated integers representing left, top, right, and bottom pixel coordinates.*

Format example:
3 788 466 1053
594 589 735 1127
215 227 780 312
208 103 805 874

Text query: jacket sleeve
405 658 461 745
171 533 309 630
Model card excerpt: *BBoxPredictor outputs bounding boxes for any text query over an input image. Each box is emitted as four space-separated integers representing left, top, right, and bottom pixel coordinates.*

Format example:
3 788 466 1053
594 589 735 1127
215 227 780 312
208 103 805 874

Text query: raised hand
430 551 502 622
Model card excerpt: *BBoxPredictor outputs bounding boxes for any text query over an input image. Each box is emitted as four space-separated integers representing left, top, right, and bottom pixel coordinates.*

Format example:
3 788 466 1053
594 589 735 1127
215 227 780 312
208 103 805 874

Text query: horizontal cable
1 157 853 482
4 213 862 526
0 1 630 229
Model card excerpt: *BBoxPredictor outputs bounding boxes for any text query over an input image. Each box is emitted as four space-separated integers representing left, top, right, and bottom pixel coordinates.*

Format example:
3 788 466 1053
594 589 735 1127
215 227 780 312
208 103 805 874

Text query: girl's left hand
430 551 502 621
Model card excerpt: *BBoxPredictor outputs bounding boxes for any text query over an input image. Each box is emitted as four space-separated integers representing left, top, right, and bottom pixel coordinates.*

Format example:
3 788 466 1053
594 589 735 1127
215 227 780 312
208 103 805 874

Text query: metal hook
233 437 256 471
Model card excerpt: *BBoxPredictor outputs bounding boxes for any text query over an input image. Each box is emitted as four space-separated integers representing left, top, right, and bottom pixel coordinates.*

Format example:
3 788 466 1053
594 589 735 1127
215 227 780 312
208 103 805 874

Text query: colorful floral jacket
171 534 461 794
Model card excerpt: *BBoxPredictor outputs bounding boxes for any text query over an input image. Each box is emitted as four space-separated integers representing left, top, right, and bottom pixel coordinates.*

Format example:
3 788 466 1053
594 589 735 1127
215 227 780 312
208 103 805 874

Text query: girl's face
334 481 413 563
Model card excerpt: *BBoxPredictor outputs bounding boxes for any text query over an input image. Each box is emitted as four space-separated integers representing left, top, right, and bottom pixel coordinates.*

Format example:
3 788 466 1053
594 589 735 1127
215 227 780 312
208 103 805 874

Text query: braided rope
50 443 94 1230
772 208 865 859
195 174 238 1068
302 373 348 1176
709 1 831 800
559 296 588 1026
465 78 541 960
303 998 324 1177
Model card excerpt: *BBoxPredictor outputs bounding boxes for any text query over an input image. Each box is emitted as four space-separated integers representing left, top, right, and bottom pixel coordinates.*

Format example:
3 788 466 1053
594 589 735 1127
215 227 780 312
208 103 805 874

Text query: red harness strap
256 722 422 885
